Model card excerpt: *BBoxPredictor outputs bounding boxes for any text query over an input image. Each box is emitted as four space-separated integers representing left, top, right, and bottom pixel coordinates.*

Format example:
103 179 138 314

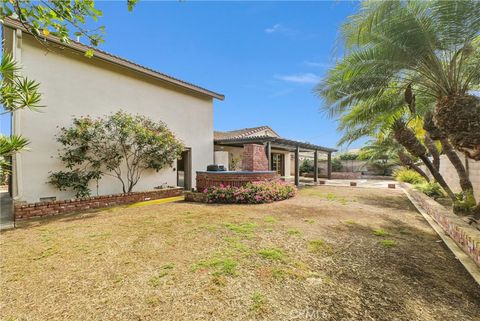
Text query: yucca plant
319 0 480 160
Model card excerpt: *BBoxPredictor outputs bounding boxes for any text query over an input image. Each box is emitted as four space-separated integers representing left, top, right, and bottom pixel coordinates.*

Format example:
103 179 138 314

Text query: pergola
214 135 337 186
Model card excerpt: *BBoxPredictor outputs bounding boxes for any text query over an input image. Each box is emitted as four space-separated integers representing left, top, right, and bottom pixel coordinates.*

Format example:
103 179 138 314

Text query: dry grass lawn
1 186 480 321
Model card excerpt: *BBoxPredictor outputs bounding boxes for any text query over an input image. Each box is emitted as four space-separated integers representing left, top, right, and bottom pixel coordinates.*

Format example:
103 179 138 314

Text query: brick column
242 144 269 171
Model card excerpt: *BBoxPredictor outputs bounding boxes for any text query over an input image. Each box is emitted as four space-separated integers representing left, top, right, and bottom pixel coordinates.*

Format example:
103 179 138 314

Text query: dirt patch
1 186 479 321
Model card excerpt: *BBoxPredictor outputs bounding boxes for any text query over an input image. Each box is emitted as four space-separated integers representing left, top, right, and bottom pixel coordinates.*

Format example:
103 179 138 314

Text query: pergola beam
327 152 332 180
266 142 272 170
294 146 300 186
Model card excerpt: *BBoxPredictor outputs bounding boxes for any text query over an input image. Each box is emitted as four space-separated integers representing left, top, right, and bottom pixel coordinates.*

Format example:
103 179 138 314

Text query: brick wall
196 171 277 191
242 144 269 171
184 191 208 203
401 183 480 267
15 188 183 220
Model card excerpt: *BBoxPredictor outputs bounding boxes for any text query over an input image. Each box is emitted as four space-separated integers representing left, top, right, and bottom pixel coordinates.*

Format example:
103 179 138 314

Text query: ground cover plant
1 186 479 321
204 180 296 204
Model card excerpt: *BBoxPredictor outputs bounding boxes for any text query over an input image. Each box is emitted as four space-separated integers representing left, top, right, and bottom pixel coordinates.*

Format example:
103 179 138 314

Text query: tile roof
3 17 224 100
214 126 279 140
214 135 337 153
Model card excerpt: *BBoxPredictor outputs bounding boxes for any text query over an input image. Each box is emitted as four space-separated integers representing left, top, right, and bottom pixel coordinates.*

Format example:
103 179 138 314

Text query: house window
271 153 285 176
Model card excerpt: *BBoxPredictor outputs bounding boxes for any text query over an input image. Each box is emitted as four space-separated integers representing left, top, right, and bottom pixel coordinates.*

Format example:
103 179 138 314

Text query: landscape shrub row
393 168 446 200
204 180 297 204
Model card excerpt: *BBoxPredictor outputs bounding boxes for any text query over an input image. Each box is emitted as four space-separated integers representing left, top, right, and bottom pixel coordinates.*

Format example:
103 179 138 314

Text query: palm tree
0 54 41 166
359 135 399 176
333 89 457 201
319 0 480 160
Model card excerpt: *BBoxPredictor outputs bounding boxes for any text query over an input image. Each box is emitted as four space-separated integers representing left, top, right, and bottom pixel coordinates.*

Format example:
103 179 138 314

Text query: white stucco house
2 18 224 203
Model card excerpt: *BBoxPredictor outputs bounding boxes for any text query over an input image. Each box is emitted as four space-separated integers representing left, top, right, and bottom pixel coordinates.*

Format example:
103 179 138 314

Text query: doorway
177 149 192 190
271 153 285 176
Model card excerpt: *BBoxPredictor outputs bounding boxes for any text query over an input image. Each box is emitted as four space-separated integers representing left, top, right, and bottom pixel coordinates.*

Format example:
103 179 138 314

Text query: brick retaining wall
401 183 480 267
196 171 277 191
14 188 183 220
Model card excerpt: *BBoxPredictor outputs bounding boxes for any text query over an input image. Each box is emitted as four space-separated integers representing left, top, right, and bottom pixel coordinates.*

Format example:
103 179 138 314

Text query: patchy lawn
1 186 479 321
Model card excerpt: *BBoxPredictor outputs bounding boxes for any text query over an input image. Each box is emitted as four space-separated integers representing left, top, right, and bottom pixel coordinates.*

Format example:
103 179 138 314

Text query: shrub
393 168 426 184
299 159 314 174
331 158 343 171
414 182 445 199
204 180 297 204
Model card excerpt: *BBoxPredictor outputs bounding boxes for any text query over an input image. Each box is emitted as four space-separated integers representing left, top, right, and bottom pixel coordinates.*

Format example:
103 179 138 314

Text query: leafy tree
338 152 358 161
359 136 400 176
0 1 136 174
319 0 480 160
49 111 184 197
0 0 137 56
331 157 343 172
299 159 314 174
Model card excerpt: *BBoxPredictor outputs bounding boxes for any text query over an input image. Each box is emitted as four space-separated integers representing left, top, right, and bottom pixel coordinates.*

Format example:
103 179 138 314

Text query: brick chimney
242 144 269 171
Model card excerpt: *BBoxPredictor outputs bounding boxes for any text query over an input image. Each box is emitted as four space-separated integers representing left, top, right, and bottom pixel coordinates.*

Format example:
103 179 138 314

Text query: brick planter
401 183 480 267
196 171 277 191
14 188 183 220
184 191 208 203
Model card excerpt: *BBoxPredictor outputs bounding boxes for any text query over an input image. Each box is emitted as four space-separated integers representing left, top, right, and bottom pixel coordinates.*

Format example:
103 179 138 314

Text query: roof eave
2 18 225 101
215 136 337 153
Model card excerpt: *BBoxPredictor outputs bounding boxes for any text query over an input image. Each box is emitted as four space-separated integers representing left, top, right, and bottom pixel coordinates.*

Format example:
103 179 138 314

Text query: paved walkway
0 191 14 230
291 177 398 189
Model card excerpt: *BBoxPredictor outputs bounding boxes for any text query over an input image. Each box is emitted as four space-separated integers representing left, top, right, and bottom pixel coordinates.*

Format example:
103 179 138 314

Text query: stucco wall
420 154 480 201
8 30 215 202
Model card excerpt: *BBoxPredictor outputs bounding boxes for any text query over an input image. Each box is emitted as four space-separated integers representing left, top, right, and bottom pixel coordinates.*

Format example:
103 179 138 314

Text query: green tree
49 111 184 197
0 1 137 171
331 89 457 201
299 159 314 174
319 0 480 160
359 136 400 176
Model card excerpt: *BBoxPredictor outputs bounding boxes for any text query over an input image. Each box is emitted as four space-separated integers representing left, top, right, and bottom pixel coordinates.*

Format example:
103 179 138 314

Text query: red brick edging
14 188 183 220
401 183 480 267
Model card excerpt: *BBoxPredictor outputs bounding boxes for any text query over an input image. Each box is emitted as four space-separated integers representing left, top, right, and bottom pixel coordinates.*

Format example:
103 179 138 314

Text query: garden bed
401 182 480 267
14 187 183 220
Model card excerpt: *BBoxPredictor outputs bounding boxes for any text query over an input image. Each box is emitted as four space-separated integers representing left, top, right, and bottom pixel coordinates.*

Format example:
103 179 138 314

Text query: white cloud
275 73 321 84
264 24 296 36
265 24 282 33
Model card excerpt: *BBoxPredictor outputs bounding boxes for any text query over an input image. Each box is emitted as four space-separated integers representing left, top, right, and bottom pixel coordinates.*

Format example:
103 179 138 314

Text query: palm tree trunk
424 135 440 170
472 204 480 221
440 138 475 196
418 155 456 201
398 151 430 181
393 120 456 201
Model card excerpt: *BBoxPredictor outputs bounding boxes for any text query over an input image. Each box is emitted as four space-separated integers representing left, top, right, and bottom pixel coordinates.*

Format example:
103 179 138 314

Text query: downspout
11 28 24 201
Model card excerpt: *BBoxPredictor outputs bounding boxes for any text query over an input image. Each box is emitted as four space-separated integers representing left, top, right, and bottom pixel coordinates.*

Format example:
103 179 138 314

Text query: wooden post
295 146 300 186
313 150 318 183
266 142 272 171
327 152 332 180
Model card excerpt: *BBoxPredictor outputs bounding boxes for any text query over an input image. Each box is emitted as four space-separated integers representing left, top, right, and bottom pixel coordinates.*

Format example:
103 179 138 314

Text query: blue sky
1 1 362 149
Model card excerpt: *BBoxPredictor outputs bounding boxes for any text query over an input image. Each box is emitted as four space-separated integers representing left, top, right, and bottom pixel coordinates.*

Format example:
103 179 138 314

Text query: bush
300 159 314 174
331 158 343 171
204 180 297 204
453 190 477 214
393 168 426 184
414 182 445 199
